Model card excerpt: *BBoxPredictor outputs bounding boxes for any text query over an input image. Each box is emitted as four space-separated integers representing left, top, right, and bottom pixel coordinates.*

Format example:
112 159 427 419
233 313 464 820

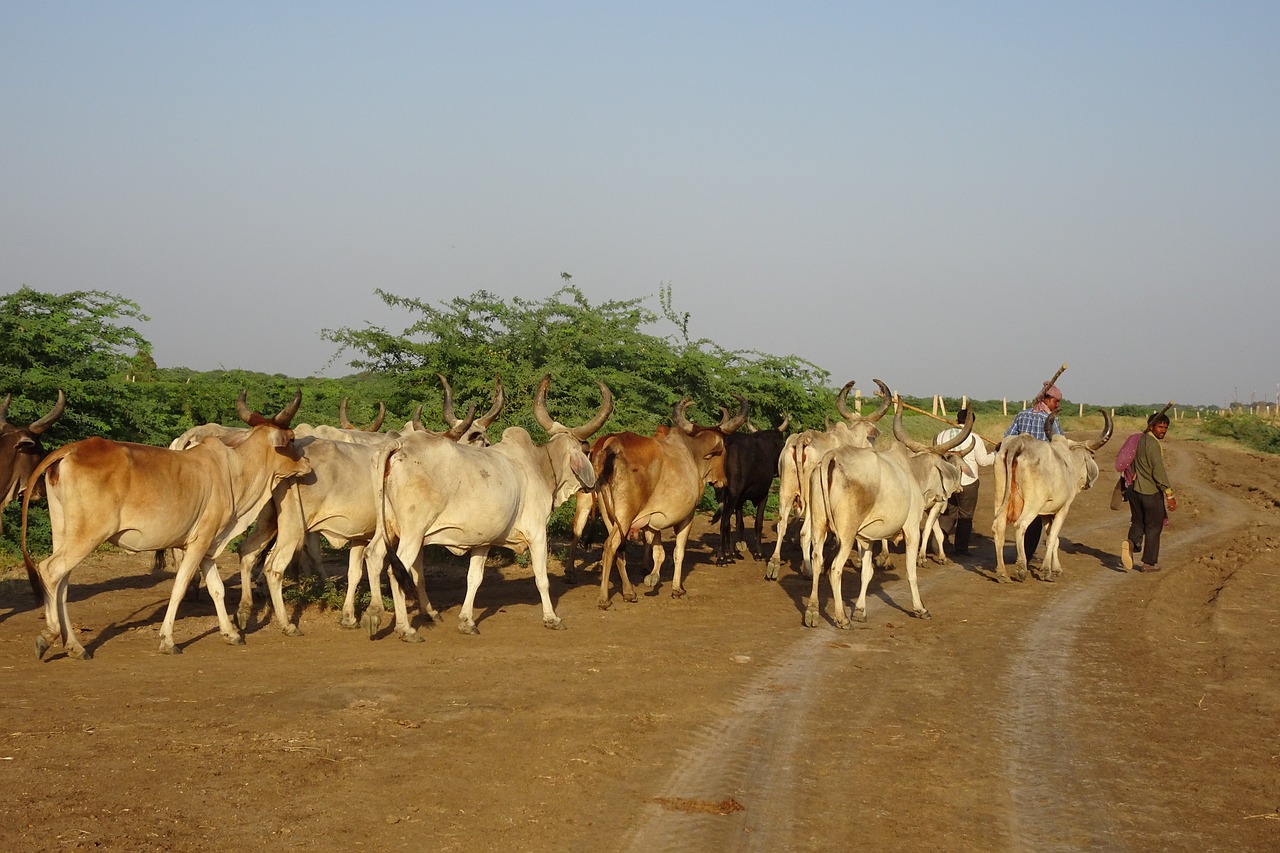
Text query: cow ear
570 452 596 490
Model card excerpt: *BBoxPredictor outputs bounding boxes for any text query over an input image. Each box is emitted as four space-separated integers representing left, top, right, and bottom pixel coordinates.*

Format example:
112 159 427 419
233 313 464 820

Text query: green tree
0 286 153 442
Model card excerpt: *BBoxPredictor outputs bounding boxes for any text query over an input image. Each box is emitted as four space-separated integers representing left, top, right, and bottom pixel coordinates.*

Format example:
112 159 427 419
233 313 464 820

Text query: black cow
712 416 789 563
0 390 65 531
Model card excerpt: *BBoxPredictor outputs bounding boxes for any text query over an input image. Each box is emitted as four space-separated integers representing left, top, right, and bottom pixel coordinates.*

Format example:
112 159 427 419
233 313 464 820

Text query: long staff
1033 363 1069 406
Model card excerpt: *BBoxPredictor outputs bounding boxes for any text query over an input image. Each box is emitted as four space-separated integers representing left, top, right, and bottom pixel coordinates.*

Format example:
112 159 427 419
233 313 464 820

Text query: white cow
992 409 1113 582
368 376 612 640
801 389 973 628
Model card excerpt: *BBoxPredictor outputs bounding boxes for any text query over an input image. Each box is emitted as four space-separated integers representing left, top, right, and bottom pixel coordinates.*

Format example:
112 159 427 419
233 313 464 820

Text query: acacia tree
322 281 835 436
0 286 154 442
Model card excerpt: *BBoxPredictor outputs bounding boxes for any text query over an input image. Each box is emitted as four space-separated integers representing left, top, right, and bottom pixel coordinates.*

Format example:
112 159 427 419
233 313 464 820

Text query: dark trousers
1127 490 1167 566
940 481 979 552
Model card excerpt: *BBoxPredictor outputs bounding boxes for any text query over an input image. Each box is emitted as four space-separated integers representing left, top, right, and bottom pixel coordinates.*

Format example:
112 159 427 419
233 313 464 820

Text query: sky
3 3 1278 407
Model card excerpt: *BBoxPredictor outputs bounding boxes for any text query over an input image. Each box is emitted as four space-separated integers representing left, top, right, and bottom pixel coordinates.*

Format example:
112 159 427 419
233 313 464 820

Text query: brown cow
22 390 311 659
0 390 66 527
590 396 747 608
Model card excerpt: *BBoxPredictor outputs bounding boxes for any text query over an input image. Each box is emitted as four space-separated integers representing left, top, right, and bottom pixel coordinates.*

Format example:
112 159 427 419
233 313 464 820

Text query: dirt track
1 436 1277 852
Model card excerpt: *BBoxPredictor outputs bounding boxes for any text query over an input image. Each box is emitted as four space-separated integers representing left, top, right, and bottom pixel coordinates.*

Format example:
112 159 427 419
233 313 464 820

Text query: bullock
590 395 747 608
765 381 890 580
367 375 612 641
711 413 789 563
889 406 976 568
21 390 311 659
992 409 1113 583
801 387 973 628
1 390 65 531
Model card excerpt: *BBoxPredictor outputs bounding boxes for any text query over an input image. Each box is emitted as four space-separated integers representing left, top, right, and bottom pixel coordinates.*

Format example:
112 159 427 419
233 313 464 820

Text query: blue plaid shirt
1004 408 1065 441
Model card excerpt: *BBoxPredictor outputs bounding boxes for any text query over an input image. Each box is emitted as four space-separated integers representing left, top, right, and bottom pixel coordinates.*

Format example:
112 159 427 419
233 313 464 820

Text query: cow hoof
671 587 686 599
834 619 853 631
159 641 181 655
915 608 932 620
338 615 358 629
597 599 612 611
852 608 868 624
361 611 382 638
764 560 780 581
803 608 820 628
623 591 637 604
544 618 565 630
457 622 479 636
428 610 445 624
69 646 93 661
398 630 425 644
283 625 303 638
225 633 247 646
34 634 51 660
995 573 1012 584
642 574 659 589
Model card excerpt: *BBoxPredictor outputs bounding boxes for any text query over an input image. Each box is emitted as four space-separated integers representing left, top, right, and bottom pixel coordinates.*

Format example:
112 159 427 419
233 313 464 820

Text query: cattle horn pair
837 380 890 424
235 389 302 428
439 374 504 433
0 390 66 434
339 399 386 431
719 394 750 434
1044 410 1114 452
892 397 974 454
533 375 614 441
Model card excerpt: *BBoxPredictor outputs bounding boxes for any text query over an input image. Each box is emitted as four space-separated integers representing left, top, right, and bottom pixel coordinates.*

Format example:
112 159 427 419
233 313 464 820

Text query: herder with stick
1002 364 1068 562
1120 403 1177 573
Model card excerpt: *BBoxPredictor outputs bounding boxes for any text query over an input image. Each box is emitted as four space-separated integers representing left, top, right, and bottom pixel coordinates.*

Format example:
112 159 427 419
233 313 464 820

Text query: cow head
1044 409 1114 491
439 374 504 446
0 390 66 506
533 375 614 500
671 398 728 489
835 380 890 445
233 389 311 478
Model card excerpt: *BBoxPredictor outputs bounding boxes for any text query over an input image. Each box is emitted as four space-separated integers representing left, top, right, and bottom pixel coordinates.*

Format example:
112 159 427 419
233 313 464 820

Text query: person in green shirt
1120 412 1176 573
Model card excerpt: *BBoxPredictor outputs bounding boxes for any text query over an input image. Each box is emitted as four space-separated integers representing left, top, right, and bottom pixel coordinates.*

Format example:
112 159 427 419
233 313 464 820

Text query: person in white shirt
935 408 997 555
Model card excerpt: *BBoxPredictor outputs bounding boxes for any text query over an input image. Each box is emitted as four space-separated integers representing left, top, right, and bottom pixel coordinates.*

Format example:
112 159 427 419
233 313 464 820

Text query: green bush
1202 413 1280 454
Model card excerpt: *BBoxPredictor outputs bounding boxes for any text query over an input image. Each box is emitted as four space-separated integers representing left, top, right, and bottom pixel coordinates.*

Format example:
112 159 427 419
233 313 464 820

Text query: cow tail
820 457 839 532
1000 449 1025 524
21 445 72 605
370 441 399 550
593 440 618 488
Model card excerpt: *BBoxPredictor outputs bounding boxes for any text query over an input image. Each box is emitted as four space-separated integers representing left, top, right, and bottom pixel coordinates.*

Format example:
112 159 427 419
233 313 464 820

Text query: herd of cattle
0 377 1113 661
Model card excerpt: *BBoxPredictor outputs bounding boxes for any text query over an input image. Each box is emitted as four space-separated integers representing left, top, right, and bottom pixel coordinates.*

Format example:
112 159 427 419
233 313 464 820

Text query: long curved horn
438 374 462 428
533 375 558 433
573 382 614 440
934 408 974 454
27 389 66 435
367 403 385 431
271 389 303 428
834 381 857 423
718 394 749 435
443 403 477 441
672 397 697 434
777 413 790 432
473 375 505 430
1084 408 1114 452
235 389 254 424
1043 412 1057 438
339 399 356 430
410 404 424 431
892 397 929 453
868 380 893 423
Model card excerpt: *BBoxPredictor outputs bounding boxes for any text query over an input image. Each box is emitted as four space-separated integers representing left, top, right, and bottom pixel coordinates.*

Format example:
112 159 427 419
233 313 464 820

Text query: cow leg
34 546 94 660
200 558 246 644
528 537 564 629
750 500 767 560
991 508 1013 583
359 537 394 638
826 537 857 629
386 539 426 643
1040 512 1067 580
903 525 931 619
668 525 691 599
598 527 634 608
1012 513 1032 582
802 510 832 627
565 492 594 584
456 548 489 635
765 493 795 580
235 513 280 631
642 531 665 590
922 504 947 566
851 547 876 623
339 544 369 629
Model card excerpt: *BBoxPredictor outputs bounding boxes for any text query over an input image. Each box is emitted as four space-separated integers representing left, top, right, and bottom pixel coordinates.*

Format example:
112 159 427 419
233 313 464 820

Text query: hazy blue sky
4 3 1277 406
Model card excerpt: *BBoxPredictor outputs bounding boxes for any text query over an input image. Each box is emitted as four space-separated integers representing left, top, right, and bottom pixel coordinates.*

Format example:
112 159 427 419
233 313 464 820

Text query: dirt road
1 436 1276 851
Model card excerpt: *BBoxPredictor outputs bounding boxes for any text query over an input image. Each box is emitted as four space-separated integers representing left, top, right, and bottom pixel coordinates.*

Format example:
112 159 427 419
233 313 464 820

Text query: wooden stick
1033 363 1068 405
896 399 1002 446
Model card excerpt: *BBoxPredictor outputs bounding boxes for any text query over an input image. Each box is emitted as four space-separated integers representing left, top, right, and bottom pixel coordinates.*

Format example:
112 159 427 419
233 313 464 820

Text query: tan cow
590 396 747 608
21 390 311 659
765 381 889 580
368 376 611 641
992 409 1113 582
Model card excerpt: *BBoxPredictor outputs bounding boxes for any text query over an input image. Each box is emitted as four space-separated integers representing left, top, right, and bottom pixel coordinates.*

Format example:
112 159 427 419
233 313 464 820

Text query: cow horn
892 398 929 453
438 374 462 428
272 389 303 428
834 381 857 423
672 397 697 434
411 404 424 431
340 399 385 431
1043 412 1057 437
368 403 386 431
1084 408 1114 452
777 413 790 432
934 408 975 454
718 394 749 435
339 399 356 429
474 375 504 429
443 403 477 441
533 375 558 433
26 389 66 435
868 380 893 423
574 382 614 441
235 389 254 423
